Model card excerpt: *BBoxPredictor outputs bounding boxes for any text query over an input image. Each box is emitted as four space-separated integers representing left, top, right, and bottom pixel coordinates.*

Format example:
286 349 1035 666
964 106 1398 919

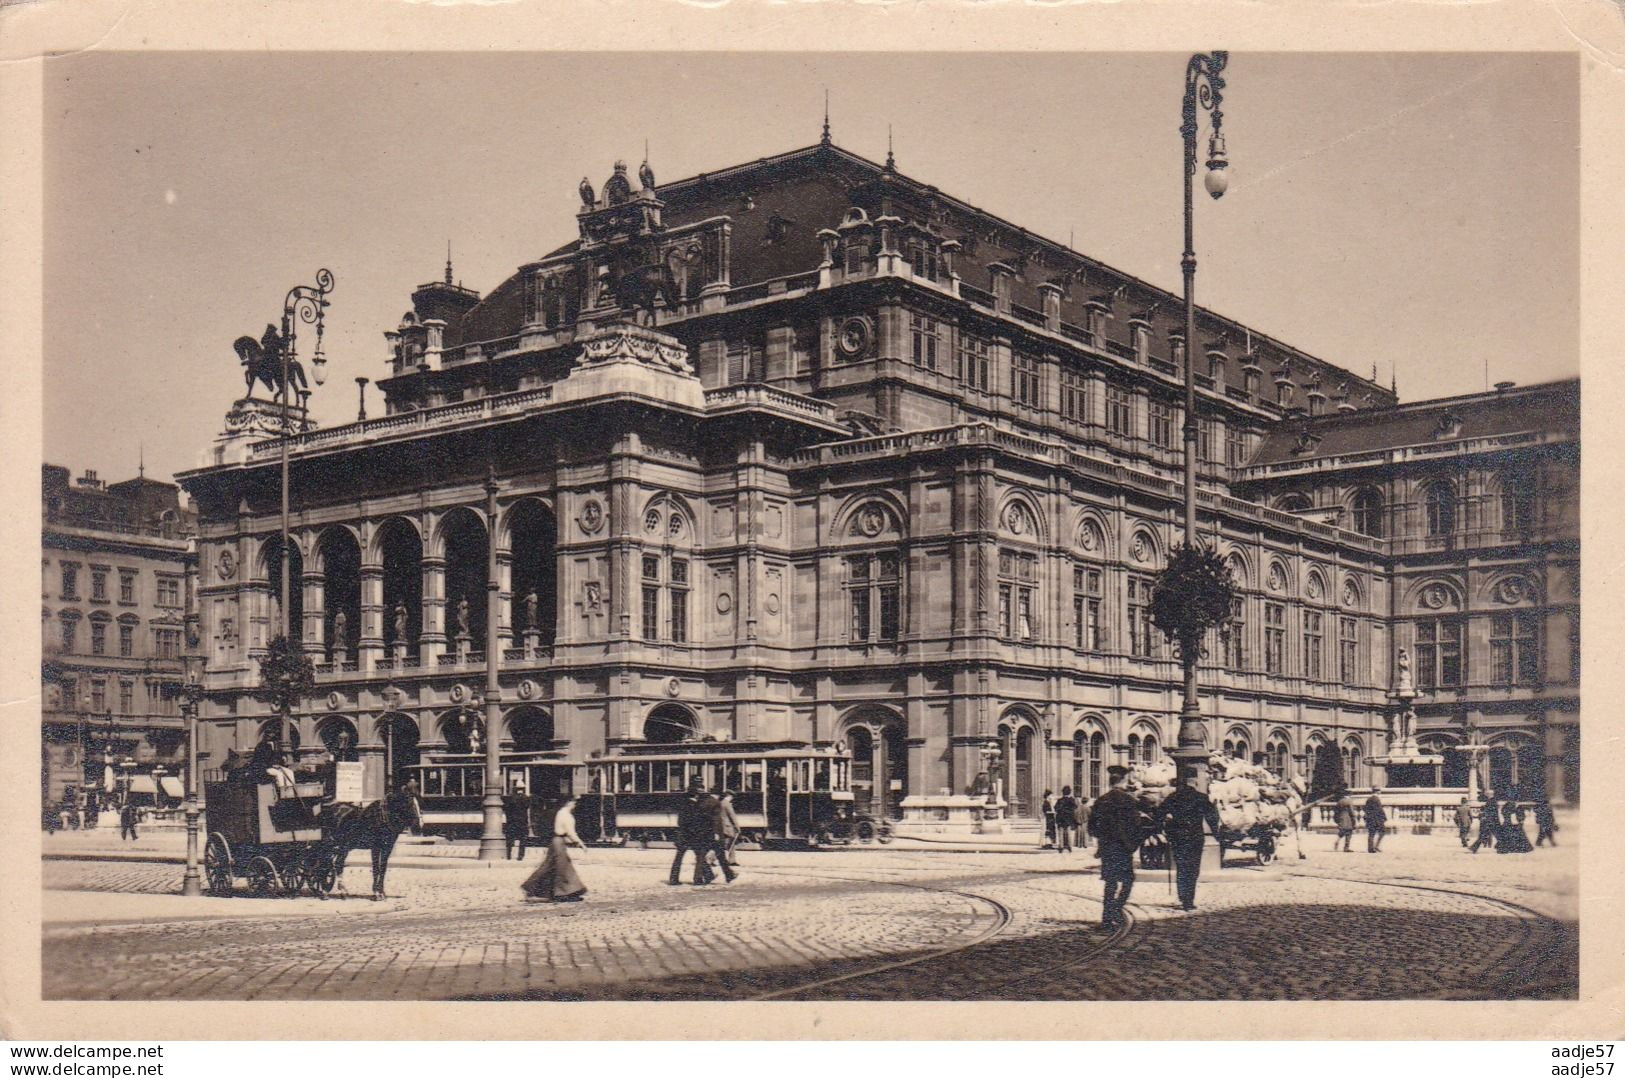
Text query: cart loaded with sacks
1126 754 1303 869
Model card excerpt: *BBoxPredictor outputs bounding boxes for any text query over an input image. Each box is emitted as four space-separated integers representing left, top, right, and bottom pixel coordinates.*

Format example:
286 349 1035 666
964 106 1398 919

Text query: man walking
1364 787 1388 853
705 788 740 882
1053 787 1078 853
1041 789 1056 849
1470 792 1500 853
119 800 139 842
502 787 531 861
1333 789 1357 852
1454 798 1475 847
1534 798 1559 846
669 780 725 886
716 790 742 866
1158 768 1223 913
1087 765 1143 928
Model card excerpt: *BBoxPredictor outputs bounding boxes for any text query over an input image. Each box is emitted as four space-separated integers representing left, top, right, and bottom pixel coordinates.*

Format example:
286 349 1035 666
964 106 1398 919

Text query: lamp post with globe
1167 51 1234 783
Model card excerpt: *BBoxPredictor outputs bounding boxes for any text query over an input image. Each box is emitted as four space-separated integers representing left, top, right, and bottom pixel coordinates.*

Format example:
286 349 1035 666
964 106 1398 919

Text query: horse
612 261 679 327
233 323 308 399
322 790 421 900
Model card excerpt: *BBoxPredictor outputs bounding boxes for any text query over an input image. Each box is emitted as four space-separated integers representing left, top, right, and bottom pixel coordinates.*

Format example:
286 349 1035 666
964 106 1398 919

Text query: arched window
1342 739 1363 788
1137 730 1160 766
1277 493 1312 513
1501 470 1536 534
1423 482 1456 537
642 497 693 644
843 502 905 644
644 704 697 744
1352 488 1384 538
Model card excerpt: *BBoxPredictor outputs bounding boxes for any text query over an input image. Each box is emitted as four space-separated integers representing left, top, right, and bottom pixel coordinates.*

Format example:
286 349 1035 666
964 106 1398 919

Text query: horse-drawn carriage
202 771 419 899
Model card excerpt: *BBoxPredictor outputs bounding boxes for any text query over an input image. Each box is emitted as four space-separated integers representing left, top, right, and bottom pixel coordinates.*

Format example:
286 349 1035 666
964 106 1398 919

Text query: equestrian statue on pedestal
233 323 308 399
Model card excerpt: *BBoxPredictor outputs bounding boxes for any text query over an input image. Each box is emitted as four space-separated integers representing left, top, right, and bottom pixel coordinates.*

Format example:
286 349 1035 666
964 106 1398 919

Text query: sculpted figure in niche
524 590 539 631
456 597 472 638
1396 647 1414 694
331 609 348 648
393 602 407 644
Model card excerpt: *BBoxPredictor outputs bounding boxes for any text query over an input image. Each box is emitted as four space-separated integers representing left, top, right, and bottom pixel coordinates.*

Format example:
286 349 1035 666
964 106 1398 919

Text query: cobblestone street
40 829 1578 1002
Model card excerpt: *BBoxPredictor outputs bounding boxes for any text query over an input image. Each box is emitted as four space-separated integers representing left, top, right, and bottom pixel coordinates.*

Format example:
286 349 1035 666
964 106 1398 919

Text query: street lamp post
274 269 334 750
1170 51 1232 781
478 470 506 861
180 653 206 896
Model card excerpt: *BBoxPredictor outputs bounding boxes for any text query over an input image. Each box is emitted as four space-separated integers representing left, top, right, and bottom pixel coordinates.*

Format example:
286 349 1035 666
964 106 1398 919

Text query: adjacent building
41 464 197 808
174 136 1579 818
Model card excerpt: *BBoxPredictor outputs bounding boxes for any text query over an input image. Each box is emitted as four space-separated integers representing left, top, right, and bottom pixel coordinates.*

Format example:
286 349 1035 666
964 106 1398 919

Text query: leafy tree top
256 634 315 715
1150 543 1238 653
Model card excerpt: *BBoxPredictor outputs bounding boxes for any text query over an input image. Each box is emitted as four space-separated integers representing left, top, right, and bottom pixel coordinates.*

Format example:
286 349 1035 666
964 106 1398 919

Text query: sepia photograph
5 5 1618 1050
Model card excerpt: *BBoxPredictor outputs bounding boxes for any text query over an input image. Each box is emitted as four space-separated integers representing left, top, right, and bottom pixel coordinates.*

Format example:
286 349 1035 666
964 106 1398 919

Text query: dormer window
1132 323 1150 364
908 240 940 282
1085 305 1108 349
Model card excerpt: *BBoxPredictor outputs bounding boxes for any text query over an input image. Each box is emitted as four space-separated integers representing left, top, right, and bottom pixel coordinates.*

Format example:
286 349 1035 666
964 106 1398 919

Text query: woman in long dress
520 795 587 902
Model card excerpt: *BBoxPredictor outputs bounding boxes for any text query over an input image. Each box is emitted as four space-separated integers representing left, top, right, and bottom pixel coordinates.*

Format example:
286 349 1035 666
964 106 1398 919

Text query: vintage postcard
1 0 1621 1046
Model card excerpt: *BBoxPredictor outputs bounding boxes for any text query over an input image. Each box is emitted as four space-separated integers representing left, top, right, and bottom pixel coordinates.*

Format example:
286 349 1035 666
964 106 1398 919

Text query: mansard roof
446 140 1391 401
1249 378 1578 467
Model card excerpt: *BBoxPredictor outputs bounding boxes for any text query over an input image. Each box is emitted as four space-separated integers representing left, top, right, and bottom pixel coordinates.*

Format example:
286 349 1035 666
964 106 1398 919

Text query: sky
42 51 1578 488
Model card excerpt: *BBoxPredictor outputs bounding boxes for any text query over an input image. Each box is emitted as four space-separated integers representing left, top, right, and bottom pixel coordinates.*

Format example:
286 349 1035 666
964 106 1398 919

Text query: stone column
301 568 325 659
420 556 447 663
359 565 384 671
491 548 511 654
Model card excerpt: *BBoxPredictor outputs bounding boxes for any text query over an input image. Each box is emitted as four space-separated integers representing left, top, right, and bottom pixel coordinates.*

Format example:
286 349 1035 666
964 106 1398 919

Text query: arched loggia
378 519 423 658
507 500 558 649
441 509 489 654
317 528 362 661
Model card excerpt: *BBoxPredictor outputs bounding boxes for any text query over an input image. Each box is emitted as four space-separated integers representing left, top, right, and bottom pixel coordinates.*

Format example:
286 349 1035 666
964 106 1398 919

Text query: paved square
40 827 1577 1001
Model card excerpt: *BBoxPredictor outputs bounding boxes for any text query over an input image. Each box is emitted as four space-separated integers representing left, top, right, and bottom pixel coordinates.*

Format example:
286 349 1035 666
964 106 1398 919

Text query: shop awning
127 774 157 796
159 776 185 800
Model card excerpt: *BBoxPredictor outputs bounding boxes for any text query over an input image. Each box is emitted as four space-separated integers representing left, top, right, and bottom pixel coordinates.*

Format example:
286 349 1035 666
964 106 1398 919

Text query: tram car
404 750 577 839
202 777 340 897
575 740 853 847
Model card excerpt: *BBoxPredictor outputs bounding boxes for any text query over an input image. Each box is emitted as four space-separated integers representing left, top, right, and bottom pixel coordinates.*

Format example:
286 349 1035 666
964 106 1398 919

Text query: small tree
1150 543 1237 662
256 634 315 743
1309 744 1346 805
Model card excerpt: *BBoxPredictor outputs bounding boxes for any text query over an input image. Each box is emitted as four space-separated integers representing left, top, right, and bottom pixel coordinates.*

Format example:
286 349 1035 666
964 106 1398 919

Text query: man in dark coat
119 800 139 842
1086 765 1143 927
1453 798 1475 847
1053 787 1079 854
1470 792 1500 853
502 789 532 861
1534 798 1558 846
1363 787 1388 853
1158 769 1223 913
670 780 721 886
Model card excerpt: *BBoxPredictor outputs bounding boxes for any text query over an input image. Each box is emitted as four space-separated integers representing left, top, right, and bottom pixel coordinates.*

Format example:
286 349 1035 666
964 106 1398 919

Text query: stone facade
41 464 197 808
175 140 1579 815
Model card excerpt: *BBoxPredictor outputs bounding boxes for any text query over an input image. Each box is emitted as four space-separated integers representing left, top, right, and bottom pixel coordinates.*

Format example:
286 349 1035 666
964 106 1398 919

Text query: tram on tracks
403 751 577 838
574 740 855 847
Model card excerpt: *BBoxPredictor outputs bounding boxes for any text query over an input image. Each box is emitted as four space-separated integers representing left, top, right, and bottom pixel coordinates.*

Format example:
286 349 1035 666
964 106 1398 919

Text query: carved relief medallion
579 499 605 535
1419 583 1450 610
716 592 733 614
1131 533 1152 564
216 549 237 580
1494 577 1527 604
1267 563 1287 593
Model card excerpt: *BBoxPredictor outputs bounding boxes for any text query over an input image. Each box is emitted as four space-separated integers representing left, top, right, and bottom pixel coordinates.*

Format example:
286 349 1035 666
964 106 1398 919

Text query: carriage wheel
279 857 307 897
245 856 280 897
876 823 895 845
303 848 338 895
855 819 877 844
1257 836 1276 865
203 833 233 896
